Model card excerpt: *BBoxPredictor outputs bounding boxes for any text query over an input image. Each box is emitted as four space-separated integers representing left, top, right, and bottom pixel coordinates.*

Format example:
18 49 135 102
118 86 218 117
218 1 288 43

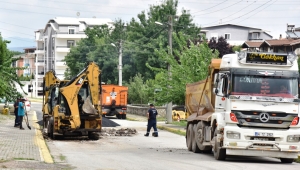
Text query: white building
34 17 113 97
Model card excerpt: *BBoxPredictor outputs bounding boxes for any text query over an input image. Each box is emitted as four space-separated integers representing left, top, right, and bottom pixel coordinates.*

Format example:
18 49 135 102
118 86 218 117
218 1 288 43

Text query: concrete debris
100 128 137 136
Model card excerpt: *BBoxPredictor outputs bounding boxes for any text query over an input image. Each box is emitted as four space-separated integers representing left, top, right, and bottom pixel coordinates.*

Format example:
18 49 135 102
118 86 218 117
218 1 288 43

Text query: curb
32 111 54 163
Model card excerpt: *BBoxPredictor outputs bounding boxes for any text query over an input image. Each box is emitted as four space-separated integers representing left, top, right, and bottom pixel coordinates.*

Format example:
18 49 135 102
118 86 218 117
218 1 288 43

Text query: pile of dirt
100 128 137 136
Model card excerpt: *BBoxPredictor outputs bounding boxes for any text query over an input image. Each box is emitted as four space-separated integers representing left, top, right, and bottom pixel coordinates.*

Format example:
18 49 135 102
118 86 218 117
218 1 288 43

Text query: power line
0 27 34 37
2 36 34 43
0 0 137 16
192 0 228 14
194 0 243 16
202 1 257 26
234 0 278 25
218 0 273 25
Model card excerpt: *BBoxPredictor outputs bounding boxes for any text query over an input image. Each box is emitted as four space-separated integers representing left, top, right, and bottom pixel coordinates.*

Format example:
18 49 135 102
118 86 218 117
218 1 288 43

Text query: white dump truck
185 51 300 163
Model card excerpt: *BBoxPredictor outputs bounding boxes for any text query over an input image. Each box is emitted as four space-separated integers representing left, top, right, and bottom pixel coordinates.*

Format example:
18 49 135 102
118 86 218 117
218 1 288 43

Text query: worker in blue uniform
144 104 158 137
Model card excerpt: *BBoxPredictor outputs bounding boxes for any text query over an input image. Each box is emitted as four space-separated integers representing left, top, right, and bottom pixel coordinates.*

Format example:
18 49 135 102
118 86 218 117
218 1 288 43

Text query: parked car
0 98 15 114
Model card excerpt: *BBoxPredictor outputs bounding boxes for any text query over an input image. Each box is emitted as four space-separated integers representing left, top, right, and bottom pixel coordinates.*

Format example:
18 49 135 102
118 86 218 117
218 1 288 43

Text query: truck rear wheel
192 124 201 153
280 158 294 163
122 114 126 119
213 130 226 160
116 114 122 119
186 123 194 151
194 121 212 153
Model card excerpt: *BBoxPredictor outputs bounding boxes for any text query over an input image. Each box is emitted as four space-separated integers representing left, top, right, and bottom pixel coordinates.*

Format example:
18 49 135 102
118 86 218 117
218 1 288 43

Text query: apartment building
34 17 113 96
200 24 273 46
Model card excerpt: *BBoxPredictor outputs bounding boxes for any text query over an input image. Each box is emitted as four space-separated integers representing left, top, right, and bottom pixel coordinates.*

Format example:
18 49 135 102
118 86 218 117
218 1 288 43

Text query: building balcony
56 46 70 53
35 48 44 54
35 60 45 66
56 60 66 66
53 32 86 39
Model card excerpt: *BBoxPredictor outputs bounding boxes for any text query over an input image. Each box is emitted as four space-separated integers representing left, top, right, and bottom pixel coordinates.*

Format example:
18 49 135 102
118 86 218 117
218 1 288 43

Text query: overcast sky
0 0 299 47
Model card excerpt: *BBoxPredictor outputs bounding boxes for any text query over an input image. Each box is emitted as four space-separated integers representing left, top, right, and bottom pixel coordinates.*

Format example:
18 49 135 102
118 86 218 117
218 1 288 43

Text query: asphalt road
31 102 300 170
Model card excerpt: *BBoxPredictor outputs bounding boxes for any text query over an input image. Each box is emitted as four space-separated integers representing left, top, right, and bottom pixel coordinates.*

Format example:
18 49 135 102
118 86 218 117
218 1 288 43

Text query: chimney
279 34 282 39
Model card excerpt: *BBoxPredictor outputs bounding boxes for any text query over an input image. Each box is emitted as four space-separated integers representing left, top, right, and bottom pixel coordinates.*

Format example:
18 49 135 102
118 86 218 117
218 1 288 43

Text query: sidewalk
0 111 53 163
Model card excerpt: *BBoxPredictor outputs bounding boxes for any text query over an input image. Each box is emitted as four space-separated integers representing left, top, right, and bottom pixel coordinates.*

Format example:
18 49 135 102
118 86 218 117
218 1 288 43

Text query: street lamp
111 41 123 86
155 16 173 124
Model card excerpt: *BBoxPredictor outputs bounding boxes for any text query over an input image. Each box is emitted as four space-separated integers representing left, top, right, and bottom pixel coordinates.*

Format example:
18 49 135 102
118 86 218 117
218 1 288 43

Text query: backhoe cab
42 62 102 140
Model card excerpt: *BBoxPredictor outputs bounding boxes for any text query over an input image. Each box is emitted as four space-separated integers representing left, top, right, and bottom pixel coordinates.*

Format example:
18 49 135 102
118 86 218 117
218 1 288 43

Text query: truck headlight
227 131 240 139
287 135 300 142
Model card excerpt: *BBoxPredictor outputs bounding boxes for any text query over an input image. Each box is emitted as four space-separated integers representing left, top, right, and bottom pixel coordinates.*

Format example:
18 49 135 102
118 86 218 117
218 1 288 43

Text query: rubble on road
100 128 137 136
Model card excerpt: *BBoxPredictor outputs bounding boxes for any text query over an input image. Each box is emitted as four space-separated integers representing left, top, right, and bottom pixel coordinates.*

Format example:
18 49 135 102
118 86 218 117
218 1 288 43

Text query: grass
59 154 66 161
171 120 187 127
157 125 186 136
14 158 35 161
126 117 138 121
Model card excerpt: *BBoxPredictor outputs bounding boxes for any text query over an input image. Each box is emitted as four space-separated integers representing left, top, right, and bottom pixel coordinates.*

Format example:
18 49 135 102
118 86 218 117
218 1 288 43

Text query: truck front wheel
213 130 226 160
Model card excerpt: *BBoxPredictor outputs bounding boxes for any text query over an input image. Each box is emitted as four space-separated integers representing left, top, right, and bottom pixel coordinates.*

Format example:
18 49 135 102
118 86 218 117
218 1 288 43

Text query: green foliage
148 32 219 105
0 35 26 101
126 73 147 104
10 50 22 55
232 45 242 52
126 0 200 81
208 36 233 58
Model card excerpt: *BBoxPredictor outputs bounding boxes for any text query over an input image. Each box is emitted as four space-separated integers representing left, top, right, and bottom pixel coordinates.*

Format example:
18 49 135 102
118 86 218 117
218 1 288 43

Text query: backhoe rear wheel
280 158 294 163
186 123 194 151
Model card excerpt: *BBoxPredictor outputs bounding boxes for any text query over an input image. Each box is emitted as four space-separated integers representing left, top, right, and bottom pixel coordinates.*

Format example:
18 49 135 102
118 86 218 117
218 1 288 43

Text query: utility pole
166 15 173 124
118 40 122 86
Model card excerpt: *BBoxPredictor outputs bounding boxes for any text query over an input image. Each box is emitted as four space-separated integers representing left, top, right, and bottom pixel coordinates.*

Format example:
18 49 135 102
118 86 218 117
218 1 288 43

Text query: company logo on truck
259 112 270 122
246 53 287 65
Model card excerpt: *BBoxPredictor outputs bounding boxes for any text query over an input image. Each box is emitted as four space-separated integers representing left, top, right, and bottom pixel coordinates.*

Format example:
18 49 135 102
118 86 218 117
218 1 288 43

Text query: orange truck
101 84 128 119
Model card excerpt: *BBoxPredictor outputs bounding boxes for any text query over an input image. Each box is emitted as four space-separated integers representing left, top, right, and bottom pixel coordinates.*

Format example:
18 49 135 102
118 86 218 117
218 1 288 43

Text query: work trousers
147 119 158 134
19 116 24 129
14 112 19 126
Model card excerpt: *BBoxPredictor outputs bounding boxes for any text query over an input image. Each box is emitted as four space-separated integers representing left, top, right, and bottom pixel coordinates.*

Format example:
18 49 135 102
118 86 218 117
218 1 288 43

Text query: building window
68 27 75 34
225 33 231 40
67 40 75 48
252 33 258 39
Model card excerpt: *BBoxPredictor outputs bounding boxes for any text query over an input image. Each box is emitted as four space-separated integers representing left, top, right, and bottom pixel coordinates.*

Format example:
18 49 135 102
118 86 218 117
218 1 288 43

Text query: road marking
32 111 54 163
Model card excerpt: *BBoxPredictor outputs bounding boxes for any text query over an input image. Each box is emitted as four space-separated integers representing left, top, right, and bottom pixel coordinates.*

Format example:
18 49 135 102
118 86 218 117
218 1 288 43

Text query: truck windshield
231 75 298 98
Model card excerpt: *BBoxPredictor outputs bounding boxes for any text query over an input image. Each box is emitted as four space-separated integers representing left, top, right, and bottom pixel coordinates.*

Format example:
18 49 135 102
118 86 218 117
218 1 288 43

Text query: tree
208 36 233 58
0 35 26 101
147 32 219 105
126 73 147 104
65 21 128 84
125 0 201 81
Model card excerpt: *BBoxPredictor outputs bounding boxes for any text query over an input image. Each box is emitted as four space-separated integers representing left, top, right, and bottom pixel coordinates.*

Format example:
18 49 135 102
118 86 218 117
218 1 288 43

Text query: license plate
255 132 273 137
253 138 270 141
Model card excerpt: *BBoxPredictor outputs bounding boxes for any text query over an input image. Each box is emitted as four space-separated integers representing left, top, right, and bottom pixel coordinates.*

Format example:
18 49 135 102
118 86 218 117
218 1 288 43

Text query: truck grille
232 110 297 129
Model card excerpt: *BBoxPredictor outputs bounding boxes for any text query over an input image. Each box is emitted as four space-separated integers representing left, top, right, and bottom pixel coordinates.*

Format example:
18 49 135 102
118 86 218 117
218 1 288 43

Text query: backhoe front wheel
88 132 100 140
